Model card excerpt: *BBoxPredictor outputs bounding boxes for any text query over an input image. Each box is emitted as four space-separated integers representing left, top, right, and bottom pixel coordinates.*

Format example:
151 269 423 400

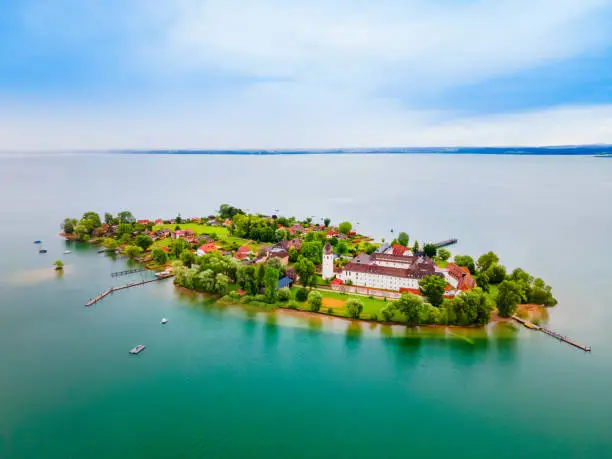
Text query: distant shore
110 145 612 156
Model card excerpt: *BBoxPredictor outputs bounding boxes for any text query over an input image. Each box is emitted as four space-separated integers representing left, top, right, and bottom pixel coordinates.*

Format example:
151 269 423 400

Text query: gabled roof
197 242 217 253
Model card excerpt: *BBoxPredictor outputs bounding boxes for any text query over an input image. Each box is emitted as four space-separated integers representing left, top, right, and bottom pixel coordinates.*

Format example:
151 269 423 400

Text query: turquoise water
1 153 611 458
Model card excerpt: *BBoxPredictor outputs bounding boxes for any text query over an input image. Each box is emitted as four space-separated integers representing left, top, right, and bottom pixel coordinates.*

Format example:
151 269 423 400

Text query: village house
234 245 252 260
443 263 477 291
173 229 195 239
196 242 218 256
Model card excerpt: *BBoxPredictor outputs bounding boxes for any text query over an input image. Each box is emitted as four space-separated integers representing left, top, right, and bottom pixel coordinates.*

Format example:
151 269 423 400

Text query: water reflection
263 313 279 349
345 321 364 353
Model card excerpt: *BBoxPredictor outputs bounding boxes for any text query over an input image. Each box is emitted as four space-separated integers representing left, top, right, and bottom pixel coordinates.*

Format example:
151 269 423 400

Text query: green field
152 223 263 252
288 287 403 320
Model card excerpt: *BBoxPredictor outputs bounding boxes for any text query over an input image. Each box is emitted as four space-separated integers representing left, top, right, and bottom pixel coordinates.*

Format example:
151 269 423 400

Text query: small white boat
129 344 146 354
64 250 72 254
161 318 168 325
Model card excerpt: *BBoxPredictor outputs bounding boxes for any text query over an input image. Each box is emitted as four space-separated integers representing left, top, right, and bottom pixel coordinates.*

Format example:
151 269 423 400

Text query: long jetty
433 238 458 248
85 275 173 306
111 267 148 278
512 315 591 352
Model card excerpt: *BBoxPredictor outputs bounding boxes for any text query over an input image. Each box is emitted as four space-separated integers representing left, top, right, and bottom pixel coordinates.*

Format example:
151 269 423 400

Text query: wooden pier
111 267 148 277
84 274 173 306
512 315 591 351
432 238 458 248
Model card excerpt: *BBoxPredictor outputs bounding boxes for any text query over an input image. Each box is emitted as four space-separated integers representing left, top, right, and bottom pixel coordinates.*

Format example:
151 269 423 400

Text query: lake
0 152 611 458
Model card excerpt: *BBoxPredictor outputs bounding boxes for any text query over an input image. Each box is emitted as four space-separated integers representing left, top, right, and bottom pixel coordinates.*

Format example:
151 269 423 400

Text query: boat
161 318 168 325
97 248 107 253
64 250 72 254
129 344 146 354
33 240 42 244
39 249 47 254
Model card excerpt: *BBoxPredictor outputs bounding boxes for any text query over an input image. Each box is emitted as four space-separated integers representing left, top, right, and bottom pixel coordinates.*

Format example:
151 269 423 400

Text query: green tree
118 211 135 224
300 241 323 264
135 234 153 251
104 212 114 225
54 260 64 270
171 238 188 259
418 275 447 307
275 228 288 241
237 265 259 295
423 243 437 258
288 246 299 263
295 256 315 286
450 288 493 325
81 212 101 230
61 218 76 234
151 247 169 264
529 278 557 306
323 217 331 227
296 287 309 302
180 250 196 268
380 304 395 322
475 270 490 292
395 293 423 326
487 264 507 284
437 248 451 261
477 251 499 272
412 241 420 253
117 223 133 236
497 280 523 317
397 232 409 247
124 245 143 258
215 273 230 295
345 298 364 319
102 238 118 250
134 223 146 232
264 266 280 303
454 255 476 274
175 214 183 224
336 240 349 255
74 224 89 241
277 287 291 302
338 221 352 235
307 290 322 312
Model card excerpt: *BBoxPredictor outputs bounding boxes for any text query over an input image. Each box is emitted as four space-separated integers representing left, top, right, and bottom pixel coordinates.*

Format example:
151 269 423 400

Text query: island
59 205 558 328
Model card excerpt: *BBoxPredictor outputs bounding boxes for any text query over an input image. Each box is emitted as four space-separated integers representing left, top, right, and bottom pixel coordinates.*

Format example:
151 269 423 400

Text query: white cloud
2 0 612 149
146 0 611 91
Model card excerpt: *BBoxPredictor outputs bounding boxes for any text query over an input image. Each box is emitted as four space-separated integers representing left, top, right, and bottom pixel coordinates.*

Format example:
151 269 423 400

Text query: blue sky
1 0 612 149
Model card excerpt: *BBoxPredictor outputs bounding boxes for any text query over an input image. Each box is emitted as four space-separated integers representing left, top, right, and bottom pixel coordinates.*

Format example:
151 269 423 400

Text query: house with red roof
154 219 164 225
196 242 218 256
173 229 195 239
234 245 252 260
444 263 477 291
392 244 411 256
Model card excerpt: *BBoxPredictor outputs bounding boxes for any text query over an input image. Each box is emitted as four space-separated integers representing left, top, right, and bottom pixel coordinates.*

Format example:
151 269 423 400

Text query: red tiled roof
399 287 422 295
237 245 251 253
331 278 343 285
198 243 217 253
392 244 409 256
161 246 169 252
343 262 437 279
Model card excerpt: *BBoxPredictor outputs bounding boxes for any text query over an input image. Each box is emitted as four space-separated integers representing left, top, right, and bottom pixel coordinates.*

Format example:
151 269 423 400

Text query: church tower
322 242 334 280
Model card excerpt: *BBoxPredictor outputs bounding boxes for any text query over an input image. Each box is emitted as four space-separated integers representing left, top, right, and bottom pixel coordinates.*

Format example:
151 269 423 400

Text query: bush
296 288 309 302
228 291 240 300
345 298 364 319
288 301 299 310
327 307 333 314
380 306 394 322
254 294 267 303
307 291 323 312
277 287 291 302
370 312 378 321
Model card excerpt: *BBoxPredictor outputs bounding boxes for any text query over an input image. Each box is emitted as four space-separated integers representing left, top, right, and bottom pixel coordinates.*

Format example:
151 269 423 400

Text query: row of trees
61 211 140 241
450 251 557 317
382 289 494 326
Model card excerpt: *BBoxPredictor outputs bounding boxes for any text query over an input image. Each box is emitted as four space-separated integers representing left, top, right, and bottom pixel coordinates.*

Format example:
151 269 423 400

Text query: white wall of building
322 253 334 279
338 269 419 291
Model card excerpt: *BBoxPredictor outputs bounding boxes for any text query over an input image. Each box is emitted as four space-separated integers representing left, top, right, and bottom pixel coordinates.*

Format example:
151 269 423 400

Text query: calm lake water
0 153 611 458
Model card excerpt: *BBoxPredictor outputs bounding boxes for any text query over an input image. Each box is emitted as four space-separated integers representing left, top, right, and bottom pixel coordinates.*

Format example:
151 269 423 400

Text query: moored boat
161 318 168 324
39 249 47 254
64 250 72 254
129 344 145 354
33 240 42 244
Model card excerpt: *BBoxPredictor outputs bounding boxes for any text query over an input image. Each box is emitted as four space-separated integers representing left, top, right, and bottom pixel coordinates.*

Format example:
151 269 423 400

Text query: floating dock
512 315 591 351
84 275 173 306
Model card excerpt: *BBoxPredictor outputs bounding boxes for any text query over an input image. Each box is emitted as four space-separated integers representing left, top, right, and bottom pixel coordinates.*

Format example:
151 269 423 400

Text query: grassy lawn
152 224 263 252
288 286 402 320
